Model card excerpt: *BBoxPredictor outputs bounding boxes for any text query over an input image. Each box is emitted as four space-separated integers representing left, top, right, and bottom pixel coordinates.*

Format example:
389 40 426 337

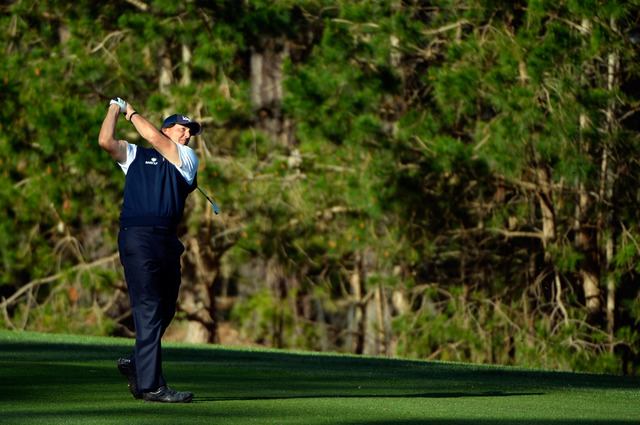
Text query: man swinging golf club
98 97 200 403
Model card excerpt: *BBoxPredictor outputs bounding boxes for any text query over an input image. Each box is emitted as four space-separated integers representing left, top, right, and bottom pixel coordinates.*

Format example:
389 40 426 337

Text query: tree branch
0 252 120 311
488 227 545 240
422 19 470 36
124 0 149 12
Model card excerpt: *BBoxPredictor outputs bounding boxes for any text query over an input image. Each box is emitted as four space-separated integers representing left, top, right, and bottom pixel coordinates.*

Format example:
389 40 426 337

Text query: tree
2 0 640 374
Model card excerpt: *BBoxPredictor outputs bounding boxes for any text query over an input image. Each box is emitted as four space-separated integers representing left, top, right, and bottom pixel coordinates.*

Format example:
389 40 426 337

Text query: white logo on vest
145 157 159 166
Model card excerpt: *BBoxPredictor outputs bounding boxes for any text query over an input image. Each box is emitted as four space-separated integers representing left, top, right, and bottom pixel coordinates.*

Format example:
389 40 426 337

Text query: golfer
98 98 200 403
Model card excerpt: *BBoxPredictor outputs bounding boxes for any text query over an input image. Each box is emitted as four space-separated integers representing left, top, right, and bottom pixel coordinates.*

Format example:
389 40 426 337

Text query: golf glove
109 97 127 114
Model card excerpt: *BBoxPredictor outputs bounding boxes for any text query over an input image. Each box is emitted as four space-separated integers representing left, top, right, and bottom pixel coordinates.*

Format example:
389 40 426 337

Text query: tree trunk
349 253 365 354
178 236 218 343
180 42 192 87
536 164 556 248
250 36 294 147
577 186 602 322
158 42 173 95
576 18 603 323
603 16 619 341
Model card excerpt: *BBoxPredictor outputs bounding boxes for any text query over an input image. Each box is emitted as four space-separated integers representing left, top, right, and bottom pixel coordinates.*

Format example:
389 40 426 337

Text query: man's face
163 124 192 146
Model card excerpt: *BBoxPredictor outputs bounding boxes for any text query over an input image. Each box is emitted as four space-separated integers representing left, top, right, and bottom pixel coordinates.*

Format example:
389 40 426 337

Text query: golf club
197 186 220 214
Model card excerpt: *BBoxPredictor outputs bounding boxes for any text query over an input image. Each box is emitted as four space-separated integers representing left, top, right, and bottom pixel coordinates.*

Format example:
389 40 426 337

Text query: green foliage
3 0 640 376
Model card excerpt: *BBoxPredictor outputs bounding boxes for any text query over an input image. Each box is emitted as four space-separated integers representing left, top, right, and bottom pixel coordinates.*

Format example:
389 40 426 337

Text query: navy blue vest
119 146 197 229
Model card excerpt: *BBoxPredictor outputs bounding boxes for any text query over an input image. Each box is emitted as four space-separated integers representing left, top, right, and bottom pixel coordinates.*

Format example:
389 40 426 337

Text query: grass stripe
1 330 639 424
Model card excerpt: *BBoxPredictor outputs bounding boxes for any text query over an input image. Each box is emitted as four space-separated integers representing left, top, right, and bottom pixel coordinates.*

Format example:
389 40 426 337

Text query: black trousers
118 226 184 392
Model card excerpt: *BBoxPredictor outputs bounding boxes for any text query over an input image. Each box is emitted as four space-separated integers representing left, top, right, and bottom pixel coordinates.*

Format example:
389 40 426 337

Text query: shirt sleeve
117 142 138 175
176 143 199 185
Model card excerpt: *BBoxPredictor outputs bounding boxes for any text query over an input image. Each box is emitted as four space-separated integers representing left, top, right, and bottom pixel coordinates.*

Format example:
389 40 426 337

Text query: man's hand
125 102 138 121
109 97 127 114
100 98 129 163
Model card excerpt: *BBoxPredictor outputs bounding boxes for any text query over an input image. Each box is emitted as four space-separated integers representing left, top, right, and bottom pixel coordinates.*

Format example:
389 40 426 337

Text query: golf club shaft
197 186 220 215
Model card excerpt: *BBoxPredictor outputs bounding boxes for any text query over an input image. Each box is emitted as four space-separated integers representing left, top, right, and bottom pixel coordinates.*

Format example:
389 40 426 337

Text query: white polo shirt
117 141 199 185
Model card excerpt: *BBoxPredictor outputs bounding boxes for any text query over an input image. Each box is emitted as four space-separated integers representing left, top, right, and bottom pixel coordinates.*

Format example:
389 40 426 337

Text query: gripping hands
109 97 127 114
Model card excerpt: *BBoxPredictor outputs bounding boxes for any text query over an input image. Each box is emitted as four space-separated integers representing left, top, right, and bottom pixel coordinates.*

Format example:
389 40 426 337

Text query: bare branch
488 227 546 240
124 0 149 12
90 30 127 54
422 20 470 36
0 252 120 311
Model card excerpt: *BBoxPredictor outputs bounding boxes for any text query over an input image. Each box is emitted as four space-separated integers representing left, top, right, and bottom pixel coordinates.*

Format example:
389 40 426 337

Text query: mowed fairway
1 330 639 424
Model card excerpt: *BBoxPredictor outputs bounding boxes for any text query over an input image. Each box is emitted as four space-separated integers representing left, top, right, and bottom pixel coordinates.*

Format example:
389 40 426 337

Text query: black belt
122 226 175 234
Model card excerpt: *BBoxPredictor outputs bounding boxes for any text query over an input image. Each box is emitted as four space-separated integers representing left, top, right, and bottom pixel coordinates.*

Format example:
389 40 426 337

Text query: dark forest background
2 0 640 375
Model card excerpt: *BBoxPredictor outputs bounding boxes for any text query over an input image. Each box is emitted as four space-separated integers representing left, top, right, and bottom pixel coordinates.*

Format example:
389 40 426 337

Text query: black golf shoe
143 386 194 403
117 357 143 399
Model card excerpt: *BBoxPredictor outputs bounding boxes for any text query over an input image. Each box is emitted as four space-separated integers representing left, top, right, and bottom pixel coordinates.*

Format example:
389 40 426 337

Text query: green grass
1 330 639 424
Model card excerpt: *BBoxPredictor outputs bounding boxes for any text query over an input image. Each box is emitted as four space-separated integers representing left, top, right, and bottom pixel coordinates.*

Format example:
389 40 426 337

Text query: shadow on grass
192 390 544 402
1 410 638 425
2 331 640 394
